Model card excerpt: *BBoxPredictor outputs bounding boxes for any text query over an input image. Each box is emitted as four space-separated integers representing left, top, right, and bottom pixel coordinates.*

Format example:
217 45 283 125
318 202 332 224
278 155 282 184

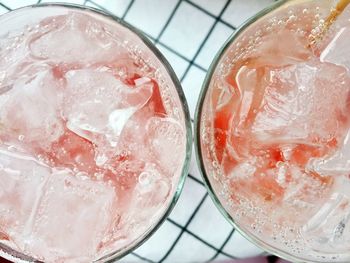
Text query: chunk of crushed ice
0 146 117 262
108 107 138 138
309 129 350 176
302 190 350 253
320 27 350 70
24 168 116 262
146 117 185 174
251 61 350 145
0 68 64 150
128 164 170 218
64 70 153 156
29 13 123 64
252 29 312 67
0 147 50 250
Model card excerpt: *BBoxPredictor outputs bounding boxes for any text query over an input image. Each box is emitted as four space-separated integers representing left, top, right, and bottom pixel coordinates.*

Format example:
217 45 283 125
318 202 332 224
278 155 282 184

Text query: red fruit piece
147 80 167 116
213 128 227 164
46 129 96 173
290 144 323 167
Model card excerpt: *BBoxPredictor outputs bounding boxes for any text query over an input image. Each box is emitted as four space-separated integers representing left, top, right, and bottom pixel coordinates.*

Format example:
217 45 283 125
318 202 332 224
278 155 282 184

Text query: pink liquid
200 1 350 262
0 6 187 263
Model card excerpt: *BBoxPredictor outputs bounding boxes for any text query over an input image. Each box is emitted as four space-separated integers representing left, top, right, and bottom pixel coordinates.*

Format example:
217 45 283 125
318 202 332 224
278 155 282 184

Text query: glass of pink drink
0 3 191 263
196 0 350 262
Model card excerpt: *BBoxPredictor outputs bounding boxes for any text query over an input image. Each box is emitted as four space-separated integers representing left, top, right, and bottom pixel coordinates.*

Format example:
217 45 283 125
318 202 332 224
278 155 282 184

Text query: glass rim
193 0 341 262
0 3 192 263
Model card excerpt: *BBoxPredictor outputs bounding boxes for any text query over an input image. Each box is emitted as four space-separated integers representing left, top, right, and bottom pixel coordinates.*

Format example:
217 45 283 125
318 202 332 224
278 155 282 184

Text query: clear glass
195 0 350 262
0 3 192 263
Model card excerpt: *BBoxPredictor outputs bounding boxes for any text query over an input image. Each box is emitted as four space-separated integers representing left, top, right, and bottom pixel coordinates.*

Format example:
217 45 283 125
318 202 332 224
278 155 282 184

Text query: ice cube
309 129 350 176
146 117 185 174
212 79 234 111
281 164 331 210
27 168 117 262
134 164 171 207
112 106 153 167
124 164 170 227
252 29 312 67
302 191 350 253
108 107 137 138
228 160 256 180
64 70 153 161
250 60 350 145
0 147 117 262
0 147 50 250
320 27 350 70
97 163 170 257
0 30 28 76
29 13 122 64
0 68 64 150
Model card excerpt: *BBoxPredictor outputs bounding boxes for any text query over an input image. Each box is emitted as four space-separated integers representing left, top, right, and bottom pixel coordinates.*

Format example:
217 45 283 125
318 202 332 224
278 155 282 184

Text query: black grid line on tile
0 1 279 262
0 2 11 10
166 218 237 260
180 0 232 81
131 252 156 263
143 34 208 74
86 0 112 13
156 41 207 73
153 40 207 74
137 30 208 74
159 193 208 262
209 228 236 262
88 3 209 75
166 218 220 251
105 0 209 75
185 0 236 31
0 2 224 263
188 173 204 186
121 0 135 20
154 0 182 44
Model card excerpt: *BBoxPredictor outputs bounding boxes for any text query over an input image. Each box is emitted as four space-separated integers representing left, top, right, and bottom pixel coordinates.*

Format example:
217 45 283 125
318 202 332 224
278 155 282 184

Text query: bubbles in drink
200 1 350 261
0 6 187 262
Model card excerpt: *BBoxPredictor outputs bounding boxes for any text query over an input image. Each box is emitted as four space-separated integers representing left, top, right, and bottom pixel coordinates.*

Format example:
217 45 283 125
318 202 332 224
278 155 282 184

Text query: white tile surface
189 142 203 181
0 0 273 261
119 253 140 262
40 0 84 4
156 44 189 78
0 5 7 15
188 197 233 246
125 0 178 38
169 177 207 225
164 232 216 263
195 22 234 70
134 221 181 262
1 0 37 9
181 66 206 117
160 1 215 60
190 0 227 16
223 231 265 258
222 0 275 28
87 0 131 17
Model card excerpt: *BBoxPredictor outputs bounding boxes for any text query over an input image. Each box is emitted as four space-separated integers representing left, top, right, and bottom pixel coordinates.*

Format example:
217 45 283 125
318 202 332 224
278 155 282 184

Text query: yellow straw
309 0 350 47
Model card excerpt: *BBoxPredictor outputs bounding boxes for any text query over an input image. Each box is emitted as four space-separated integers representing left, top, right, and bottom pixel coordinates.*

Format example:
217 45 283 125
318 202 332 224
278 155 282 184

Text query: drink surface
0 5 187 263
200 0 350 261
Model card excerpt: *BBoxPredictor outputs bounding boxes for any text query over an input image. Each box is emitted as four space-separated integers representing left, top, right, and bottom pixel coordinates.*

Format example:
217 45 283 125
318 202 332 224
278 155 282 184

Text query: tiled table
0 1 282 262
